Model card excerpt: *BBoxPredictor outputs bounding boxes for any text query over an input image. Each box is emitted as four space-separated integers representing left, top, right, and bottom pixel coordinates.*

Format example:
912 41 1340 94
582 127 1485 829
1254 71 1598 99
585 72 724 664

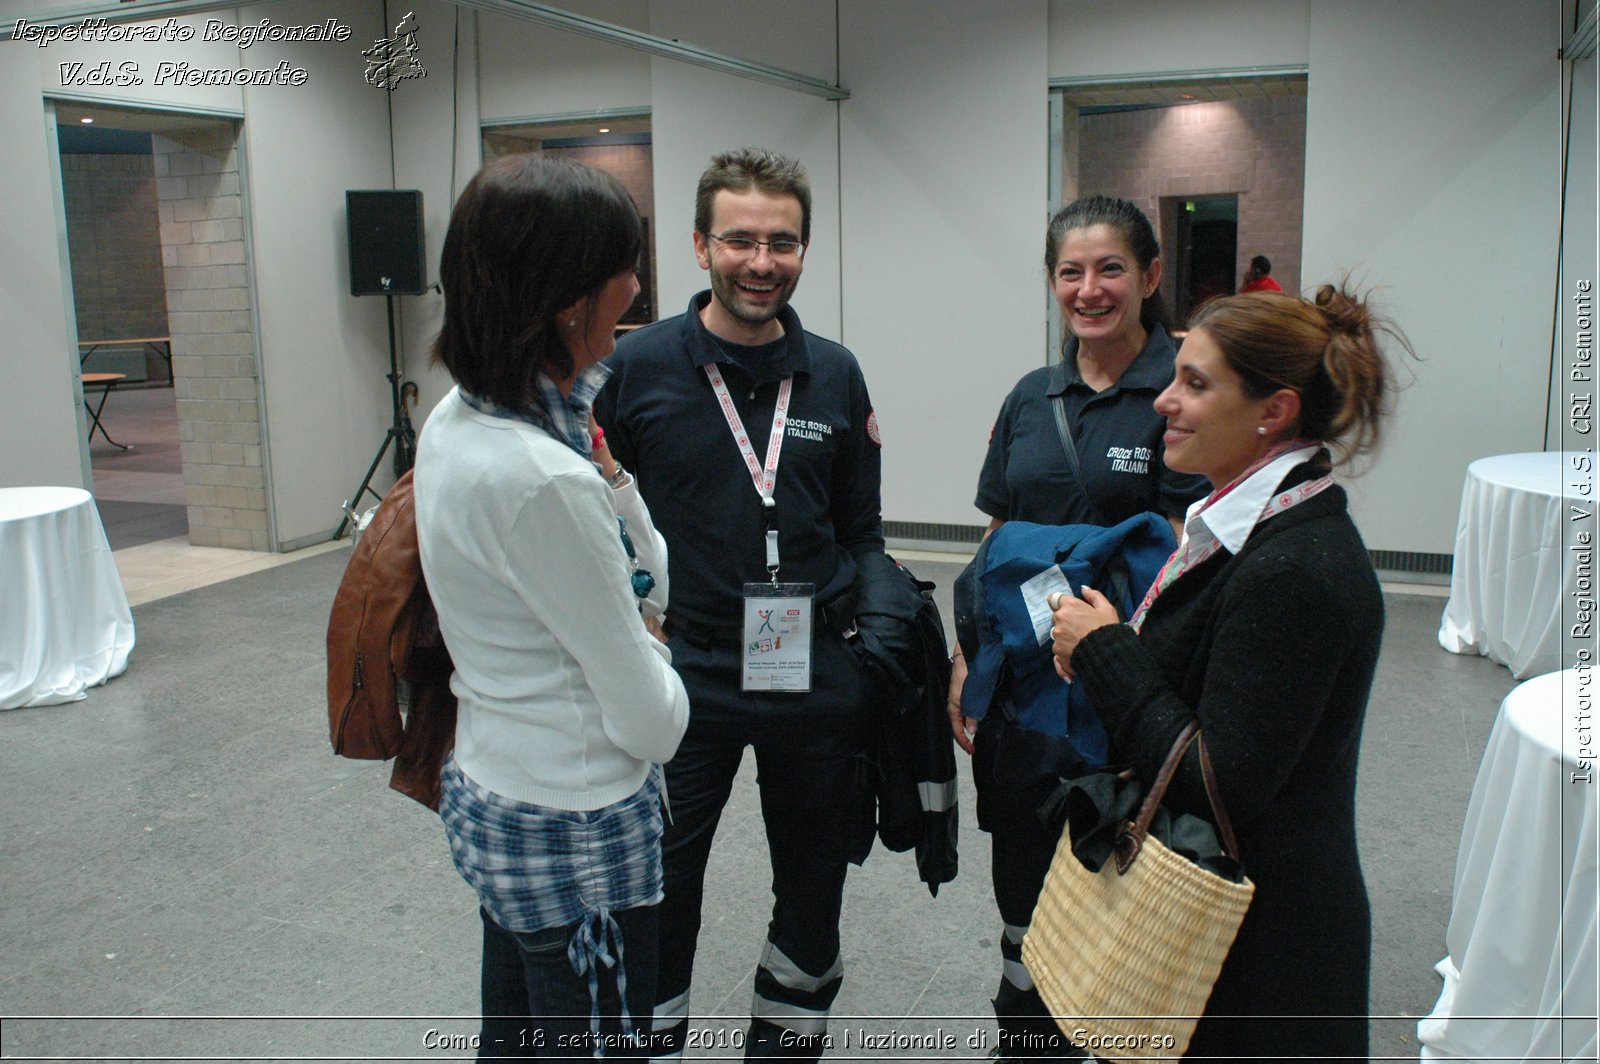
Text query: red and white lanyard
704 364 793 577
1129 454 1333 632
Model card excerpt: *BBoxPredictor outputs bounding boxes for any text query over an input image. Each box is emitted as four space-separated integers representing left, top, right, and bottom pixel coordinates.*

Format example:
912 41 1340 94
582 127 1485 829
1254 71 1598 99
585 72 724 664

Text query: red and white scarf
1129 442 1333 632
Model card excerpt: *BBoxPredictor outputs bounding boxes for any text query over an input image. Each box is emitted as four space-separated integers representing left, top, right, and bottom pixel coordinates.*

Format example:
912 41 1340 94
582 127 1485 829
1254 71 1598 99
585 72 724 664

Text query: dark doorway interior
1165 195 1238 328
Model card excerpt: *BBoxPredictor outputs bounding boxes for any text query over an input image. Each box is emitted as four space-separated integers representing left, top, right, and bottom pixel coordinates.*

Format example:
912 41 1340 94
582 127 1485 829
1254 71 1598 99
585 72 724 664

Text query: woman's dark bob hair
433 153 642 409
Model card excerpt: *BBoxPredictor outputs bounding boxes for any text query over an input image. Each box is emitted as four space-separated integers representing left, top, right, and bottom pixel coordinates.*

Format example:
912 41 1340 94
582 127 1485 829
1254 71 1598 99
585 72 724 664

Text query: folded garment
1037 769 1247 883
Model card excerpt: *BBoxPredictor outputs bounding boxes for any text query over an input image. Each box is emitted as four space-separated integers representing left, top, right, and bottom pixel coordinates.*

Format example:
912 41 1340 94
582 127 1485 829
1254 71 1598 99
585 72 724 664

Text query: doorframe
44 94 276 549
41 99 93 491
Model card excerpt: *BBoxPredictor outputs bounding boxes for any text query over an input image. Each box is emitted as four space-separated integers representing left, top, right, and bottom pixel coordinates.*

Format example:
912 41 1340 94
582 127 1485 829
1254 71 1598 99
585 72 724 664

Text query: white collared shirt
1176 444 1324 561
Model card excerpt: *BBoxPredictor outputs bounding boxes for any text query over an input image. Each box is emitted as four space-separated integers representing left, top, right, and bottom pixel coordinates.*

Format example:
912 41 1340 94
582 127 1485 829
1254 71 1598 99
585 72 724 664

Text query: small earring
1256 426 1267 436
567 319 576 328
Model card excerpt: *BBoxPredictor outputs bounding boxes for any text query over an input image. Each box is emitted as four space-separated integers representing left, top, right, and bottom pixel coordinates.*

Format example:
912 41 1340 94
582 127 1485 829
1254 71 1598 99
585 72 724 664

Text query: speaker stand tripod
334 294 416 540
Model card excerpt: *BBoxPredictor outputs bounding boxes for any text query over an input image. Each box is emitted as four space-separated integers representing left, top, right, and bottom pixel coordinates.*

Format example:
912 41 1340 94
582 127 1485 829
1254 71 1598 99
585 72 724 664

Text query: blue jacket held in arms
955 513 1174 766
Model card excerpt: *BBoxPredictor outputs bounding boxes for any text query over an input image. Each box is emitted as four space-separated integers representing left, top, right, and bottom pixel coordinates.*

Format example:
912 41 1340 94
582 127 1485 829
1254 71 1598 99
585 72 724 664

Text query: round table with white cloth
1438 452 1588 679
0 486 135 709
1417 668 1598 1061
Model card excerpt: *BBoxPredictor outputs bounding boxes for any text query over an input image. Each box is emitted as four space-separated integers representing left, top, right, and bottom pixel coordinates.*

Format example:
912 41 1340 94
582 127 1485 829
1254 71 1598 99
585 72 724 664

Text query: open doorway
53 101 269 552
482 113 657 327
58 110 181 549
1164 195 1238 327
1055 73 1307 343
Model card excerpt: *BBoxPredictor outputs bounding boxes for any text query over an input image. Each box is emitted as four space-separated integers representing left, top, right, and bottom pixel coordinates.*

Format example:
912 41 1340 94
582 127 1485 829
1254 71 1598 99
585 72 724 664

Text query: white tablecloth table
0 486 134 709
1418 669 1599 1061
1438 452 1584 679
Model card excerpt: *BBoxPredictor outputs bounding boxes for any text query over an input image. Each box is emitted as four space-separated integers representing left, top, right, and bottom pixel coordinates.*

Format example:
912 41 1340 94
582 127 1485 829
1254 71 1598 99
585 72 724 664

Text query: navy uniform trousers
651 624 871 1062
976 716 1089 1062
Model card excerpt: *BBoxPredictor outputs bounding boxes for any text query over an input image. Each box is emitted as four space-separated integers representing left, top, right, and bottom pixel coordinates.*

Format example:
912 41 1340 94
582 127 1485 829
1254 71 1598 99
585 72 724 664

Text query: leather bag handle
1198 733 1243 859
1114 720 1241 874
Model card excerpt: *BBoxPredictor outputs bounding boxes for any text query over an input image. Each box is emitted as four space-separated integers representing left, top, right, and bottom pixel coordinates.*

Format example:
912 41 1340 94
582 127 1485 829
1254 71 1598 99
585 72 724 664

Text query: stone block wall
1078 95 1307 311
154 125 269 551
60 152 170 379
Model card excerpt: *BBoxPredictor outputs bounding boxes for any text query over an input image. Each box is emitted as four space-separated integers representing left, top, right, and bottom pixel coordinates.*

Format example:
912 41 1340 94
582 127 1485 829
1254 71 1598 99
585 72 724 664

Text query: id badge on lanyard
742 582 814 692
704 363 814 692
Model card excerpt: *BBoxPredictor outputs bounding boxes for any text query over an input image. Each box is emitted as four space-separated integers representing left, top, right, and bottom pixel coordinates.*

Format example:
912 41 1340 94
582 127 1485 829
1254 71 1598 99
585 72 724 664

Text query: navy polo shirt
595 292 884 628
975 325 1209 526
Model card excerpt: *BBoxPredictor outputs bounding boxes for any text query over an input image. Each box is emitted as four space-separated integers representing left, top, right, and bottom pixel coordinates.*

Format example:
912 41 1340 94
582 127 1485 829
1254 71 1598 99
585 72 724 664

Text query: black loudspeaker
346 190 427 296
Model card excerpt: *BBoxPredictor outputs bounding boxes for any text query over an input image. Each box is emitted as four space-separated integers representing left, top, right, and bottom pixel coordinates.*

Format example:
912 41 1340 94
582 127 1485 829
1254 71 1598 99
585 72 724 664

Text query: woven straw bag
1022 721 1255 1062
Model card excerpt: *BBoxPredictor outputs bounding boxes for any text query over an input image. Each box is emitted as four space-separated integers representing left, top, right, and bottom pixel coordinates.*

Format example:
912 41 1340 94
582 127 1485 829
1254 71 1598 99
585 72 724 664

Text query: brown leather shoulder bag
325 470 455 808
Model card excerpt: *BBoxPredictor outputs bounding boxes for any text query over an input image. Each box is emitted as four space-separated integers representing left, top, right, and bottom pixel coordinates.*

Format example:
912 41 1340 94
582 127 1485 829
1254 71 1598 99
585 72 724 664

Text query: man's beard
708 263 794 327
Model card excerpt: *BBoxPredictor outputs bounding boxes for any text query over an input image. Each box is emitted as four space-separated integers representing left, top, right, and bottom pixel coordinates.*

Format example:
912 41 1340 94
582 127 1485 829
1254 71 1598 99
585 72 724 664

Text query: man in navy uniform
595 148 883 1061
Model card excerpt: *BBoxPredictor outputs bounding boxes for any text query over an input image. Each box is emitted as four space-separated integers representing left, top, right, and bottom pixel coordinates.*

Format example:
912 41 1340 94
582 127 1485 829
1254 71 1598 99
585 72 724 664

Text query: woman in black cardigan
1049 284 1405 1061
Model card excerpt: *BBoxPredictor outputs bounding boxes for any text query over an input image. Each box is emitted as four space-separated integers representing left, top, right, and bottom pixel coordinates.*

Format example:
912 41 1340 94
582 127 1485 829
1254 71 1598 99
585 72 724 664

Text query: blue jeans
477 905 659 1061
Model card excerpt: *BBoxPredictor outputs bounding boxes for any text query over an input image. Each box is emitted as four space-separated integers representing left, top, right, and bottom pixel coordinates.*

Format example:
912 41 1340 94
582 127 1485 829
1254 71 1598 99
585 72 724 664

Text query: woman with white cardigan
414 153 688 1061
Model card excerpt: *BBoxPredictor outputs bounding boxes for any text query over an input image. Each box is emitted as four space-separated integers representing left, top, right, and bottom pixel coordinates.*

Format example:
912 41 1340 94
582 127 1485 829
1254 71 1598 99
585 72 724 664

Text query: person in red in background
1239 254 1284 294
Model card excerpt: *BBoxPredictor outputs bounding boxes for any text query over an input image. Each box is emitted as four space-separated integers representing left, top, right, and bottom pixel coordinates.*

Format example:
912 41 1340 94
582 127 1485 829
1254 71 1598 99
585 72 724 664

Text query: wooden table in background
78 335 173 384
80 372 130 450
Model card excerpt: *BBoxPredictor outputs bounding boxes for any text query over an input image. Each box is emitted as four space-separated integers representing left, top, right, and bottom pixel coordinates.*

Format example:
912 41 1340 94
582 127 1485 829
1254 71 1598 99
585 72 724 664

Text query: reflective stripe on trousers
750 940 842 1036
1001 920 1034 992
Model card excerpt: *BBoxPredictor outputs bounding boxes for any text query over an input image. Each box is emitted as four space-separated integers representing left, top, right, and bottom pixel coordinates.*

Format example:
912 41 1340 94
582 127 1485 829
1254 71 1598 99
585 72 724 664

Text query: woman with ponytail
952 195 1210 1060
1050 284 1406 1060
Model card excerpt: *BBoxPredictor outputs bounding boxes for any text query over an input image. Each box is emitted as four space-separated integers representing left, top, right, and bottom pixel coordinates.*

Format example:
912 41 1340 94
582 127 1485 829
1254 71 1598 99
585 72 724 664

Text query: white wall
391 0 483 467
240 0 396 547
23 6 245 114
1 7 248 491
426 0 1050 536
1048 0 1562 556
0 63 87 489
840 0 1049 527
477 0 650 123
409 0 1052 535
4 0 1577 558
1047 0 1309 80
1555 45 1597 453
1301 0 1560 553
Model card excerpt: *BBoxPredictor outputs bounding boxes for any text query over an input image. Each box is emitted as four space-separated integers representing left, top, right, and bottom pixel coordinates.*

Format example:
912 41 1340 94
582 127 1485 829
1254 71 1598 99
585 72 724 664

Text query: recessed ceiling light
1180 93 1197 100
81 117 95 124
598 127 611 133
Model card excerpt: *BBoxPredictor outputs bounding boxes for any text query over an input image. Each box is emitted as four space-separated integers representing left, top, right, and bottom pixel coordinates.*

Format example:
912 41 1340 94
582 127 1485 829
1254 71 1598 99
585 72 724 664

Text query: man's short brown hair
694 147 811 244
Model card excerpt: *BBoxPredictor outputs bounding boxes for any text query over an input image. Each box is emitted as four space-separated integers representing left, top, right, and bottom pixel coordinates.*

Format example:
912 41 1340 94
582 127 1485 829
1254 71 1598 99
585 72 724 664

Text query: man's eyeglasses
705 232 805 258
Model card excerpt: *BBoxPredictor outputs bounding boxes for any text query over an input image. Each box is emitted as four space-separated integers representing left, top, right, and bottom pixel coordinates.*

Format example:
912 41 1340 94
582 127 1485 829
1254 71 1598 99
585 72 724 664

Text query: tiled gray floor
0 549 1517 1061
87 384 186 549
